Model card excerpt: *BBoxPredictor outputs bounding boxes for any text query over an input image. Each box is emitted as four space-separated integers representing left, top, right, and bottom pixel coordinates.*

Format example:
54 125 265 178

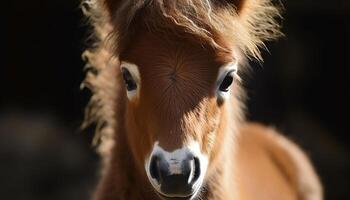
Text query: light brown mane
83 0 282 58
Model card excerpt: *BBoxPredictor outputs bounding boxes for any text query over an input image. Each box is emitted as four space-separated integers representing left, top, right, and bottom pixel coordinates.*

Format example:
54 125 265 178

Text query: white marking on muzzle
144 141 208 197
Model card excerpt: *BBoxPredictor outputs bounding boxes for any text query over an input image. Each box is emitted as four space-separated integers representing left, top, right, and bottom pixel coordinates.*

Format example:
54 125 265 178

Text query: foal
82 0 323 199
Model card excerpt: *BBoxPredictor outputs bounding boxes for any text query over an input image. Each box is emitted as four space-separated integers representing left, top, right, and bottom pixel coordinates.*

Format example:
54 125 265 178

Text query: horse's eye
121 67 137 91
219 72 234 92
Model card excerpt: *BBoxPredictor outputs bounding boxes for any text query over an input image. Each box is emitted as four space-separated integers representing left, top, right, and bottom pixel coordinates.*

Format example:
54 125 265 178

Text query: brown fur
81 0 323 199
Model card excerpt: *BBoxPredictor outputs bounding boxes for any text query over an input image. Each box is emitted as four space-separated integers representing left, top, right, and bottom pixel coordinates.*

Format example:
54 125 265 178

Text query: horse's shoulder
235 123 322 200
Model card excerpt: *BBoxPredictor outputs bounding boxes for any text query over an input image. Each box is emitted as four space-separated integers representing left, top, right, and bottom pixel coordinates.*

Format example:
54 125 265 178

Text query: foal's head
120 31 240 198
83 0 281 199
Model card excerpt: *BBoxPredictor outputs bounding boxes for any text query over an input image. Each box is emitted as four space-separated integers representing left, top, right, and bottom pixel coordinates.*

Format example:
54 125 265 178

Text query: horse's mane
84 0 281 58
81 0 282 156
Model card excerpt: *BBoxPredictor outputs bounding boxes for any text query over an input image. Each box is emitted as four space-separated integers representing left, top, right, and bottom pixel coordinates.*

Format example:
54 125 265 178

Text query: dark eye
121 67 137 91
219 72 234 92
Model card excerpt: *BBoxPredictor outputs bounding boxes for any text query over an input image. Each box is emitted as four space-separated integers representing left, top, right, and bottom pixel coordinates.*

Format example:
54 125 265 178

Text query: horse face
120 32 237 199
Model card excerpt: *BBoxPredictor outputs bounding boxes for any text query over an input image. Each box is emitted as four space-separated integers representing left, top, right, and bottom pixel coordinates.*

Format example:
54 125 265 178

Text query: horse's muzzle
148 151 201 198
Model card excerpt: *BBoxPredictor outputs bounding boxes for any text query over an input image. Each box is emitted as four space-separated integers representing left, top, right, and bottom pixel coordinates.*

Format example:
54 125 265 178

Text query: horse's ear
224 0 243 11
225 0 279 14
81 0 122 17
85 0 121 17
102 0 122 16
226 0 283 60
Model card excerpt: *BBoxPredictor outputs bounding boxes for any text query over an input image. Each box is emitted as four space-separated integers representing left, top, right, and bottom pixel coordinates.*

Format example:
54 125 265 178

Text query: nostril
192 156 201 184
150 156 160 182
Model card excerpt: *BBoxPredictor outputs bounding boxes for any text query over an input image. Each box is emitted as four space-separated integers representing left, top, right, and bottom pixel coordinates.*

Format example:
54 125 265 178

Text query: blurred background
4 0 349 199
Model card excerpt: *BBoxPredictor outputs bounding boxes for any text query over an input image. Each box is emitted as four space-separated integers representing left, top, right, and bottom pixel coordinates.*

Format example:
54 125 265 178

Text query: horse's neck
205 128 239 200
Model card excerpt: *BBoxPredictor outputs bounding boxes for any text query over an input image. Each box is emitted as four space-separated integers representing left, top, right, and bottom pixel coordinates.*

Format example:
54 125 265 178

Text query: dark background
4 0 349 199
